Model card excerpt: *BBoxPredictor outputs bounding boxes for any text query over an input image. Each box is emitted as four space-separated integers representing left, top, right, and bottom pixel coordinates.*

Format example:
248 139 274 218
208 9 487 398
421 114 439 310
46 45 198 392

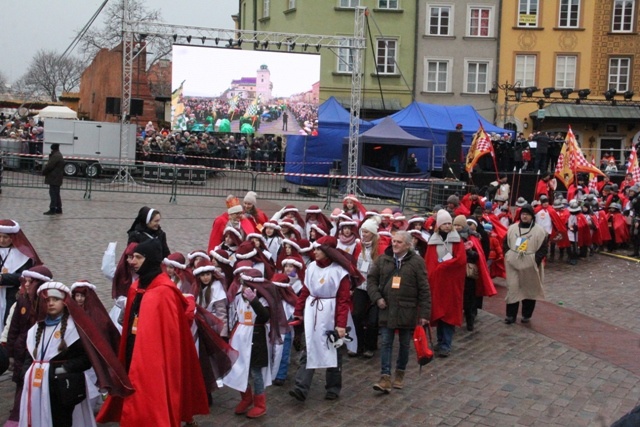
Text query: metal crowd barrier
0 153 444 211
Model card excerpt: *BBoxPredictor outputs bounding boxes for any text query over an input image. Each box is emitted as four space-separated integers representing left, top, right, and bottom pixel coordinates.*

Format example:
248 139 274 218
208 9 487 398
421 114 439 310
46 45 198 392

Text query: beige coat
504 223 547 304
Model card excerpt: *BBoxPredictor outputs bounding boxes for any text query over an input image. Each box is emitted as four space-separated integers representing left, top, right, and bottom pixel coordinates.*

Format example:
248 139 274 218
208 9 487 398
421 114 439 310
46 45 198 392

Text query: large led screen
171 44 321 136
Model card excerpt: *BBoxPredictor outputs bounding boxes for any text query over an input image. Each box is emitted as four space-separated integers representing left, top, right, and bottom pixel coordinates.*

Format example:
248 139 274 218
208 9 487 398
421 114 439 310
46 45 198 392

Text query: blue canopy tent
285 96 371 185
341 117 432 199
371 102 513 171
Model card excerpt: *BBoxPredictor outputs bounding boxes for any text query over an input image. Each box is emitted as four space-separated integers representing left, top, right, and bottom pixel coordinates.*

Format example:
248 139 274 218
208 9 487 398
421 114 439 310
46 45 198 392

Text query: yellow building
497 0 640 163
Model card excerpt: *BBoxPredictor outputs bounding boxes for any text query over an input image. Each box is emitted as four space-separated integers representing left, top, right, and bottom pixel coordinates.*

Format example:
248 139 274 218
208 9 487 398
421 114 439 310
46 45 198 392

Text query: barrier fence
0 153 460 211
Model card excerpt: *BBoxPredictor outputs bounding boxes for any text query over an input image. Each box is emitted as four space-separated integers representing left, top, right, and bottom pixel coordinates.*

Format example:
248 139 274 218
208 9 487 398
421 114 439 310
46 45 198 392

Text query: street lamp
489 81 521 130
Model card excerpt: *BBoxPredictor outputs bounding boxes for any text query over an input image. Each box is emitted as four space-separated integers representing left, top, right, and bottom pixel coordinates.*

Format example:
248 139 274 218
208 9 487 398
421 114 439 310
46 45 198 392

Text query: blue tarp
285 97 371 186
371 102 514 170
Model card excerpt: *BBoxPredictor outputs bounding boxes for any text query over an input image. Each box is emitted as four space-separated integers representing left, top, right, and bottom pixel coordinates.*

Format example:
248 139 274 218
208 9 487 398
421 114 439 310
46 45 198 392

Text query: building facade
237 0 417 118
415 0 499 122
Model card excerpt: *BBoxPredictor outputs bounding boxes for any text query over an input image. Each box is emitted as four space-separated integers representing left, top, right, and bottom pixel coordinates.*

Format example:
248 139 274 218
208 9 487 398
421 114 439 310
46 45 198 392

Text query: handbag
52 370 87 407
466 263 479 279
413 324 434 372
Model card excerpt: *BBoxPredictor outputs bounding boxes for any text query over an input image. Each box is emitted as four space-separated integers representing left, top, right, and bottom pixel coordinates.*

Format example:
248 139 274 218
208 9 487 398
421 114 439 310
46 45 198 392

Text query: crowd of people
2 169 638 425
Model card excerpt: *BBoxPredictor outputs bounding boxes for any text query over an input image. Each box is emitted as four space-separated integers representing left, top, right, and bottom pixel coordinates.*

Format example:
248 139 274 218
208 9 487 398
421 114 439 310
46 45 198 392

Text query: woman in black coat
127 206 170 258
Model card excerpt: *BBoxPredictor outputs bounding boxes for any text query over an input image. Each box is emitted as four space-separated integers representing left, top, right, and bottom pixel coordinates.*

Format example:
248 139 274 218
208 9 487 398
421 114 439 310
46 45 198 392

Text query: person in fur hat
5 265 52 426
0 219 42 332
262 221 284 258
193 260 229 338
342 194 367 222
224 269 288 418
336 220 361 261
289 236 360 402
425 210 467 357
305 206 332 239
163 252 196 294
235 241 276 280
271 205 306 239
503 204 548 324
270 273 298 386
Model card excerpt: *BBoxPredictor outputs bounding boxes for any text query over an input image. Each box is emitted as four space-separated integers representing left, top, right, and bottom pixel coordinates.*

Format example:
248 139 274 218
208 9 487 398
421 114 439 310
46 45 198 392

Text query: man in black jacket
42 143 64 215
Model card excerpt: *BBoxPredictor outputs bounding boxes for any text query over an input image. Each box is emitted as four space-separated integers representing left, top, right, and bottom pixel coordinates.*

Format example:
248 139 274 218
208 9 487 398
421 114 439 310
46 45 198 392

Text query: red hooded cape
426 239 467 326
207 213 256 253
607 212 630 243
97 274 209 426
589 214 603 246
469 236 497 297
575 213 592 247
599 212 612 242
483 213 508 241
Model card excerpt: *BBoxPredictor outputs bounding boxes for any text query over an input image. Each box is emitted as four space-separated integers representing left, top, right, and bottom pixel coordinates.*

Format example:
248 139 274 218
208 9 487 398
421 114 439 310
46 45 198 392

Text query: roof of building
529 104 640 120
231 77 256 85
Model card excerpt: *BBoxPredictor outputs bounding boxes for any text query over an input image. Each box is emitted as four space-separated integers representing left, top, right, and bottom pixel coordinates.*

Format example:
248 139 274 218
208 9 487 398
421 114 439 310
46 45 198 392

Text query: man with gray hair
367 230 431 393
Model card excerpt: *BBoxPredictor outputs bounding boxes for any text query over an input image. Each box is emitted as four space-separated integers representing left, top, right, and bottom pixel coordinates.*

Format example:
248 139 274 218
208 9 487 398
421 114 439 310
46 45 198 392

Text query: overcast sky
0 0 238 83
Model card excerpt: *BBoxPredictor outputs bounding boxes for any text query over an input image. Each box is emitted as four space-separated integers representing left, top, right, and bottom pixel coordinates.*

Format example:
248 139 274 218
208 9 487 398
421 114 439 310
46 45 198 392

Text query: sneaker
504 316 516 324
325 392 339 400
521 317 531 323
437 348 451 358
362 350 374 359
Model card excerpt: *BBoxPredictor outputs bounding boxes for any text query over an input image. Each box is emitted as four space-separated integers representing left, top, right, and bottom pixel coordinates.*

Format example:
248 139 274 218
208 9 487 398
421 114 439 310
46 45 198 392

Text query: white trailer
43 119 137 177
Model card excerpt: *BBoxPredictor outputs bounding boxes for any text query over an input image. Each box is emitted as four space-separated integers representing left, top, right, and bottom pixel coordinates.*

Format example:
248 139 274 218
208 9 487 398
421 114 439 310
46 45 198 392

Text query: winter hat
313 235 338 249
446 195 460 206
466 218 478 228
233 260 254 276
483 223 493 231
281 256 303 270
235 241 258 260
484 202 493 210
163 252 187 270
407 215 425 225
330 208 342 219
226 194 243 215
271 273 290 288
37 282 71 299
262 220 281 231
392 212 406 222
70 280 97 294
360 217 380 236
519 204 535 217
609 202 622 211
305 205 323 214
515 197 527 207
435 209 453 228
193 259 218 276
133 239 163 267
380 208 393 218
22 265 53 283
210 248 232 265
298 239 313 254
453 215 467 228
243 191 257 206
187 249 210 262
309 223 328 237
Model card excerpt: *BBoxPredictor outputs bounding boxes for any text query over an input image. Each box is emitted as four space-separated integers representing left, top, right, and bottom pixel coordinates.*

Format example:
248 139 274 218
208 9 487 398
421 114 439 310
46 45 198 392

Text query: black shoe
504 316 516 324
438 349 451 358
289 388 306 402
43 210 55 215
325 392 339 400
55 210 63 215
272 378 285 386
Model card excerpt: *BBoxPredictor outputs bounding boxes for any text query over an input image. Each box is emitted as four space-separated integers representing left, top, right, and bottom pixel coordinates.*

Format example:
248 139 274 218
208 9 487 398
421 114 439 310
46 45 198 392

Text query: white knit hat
359 218 379 236
244 191 257 205
435 209 453 229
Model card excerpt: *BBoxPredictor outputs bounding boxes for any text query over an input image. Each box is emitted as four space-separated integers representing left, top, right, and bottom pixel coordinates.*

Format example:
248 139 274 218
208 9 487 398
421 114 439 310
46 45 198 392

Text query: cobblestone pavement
1 187 639 426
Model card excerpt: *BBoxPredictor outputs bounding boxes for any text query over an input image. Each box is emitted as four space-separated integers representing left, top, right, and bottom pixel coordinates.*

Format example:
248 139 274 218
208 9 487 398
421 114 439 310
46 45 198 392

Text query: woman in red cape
425 210 466 357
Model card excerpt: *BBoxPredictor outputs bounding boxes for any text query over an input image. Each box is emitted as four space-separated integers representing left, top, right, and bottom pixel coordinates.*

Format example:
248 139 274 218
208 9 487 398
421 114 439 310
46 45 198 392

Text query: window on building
515 54 536 87
339 0 359 7
263 0 270 18
425 59 451 92
465 61 490 93
558 0 580 27
469 7 492 37
427 5 452 36
376 39 397 74
337 39 354 73
609 57 631 91
555 55 577 88
518 0 539 27
288 0 296 9
378 0 398 9
612 0 634 32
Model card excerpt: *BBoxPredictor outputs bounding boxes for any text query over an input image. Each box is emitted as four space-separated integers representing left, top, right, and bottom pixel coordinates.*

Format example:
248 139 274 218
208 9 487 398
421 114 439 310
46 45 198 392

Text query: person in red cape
425 210 467 357
606 202 630 252
208 195 257 253
97 239 209 427
484 223 506 279
163 252 197 294
342 194 367 222
460 189 485 216
446 195 470 217
549 199 570 261
566 201 590 265
534 195 568 256
243 191 269 231
534 172 552 200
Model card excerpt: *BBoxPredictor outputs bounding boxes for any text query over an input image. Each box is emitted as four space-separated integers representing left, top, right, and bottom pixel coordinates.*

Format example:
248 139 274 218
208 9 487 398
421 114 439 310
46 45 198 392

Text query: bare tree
0 70 8 93
79 0 171 69
22 50 84 102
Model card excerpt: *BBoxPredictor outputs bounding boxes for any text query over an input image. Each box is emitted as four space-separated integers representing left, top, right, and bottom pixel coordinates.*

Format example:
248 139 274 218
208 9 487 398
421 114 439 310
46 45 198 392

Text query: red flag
565 126 606 177
465 125 493 172
627 146 640 182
